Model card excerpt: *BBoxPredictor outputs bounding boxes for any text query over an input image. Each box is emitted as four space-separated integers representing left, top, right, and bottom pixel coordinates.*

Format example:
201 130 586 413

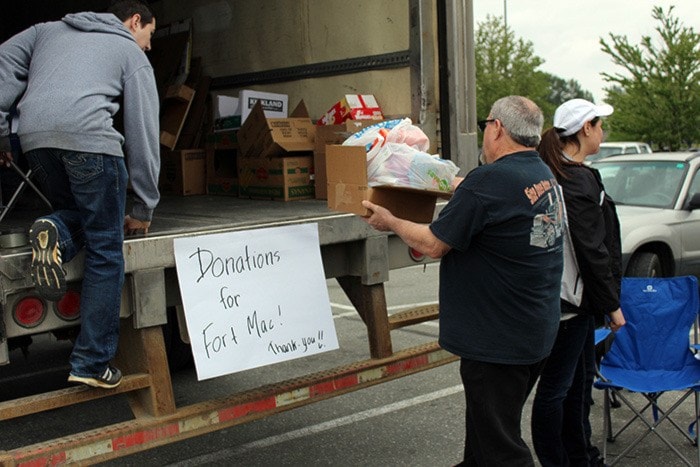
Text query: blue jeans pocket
62 152 104 183
30 160 49 184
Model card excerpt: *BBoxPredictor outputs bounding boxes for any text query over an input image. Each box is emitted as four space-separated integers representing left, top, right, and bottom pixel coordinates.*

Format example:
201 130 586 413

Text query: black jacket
560 162 622 318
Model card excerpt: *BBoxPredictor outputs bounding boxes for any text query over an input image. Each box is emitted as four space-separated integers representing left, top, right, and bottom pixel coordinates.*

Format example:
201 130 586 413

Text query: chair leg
609 390 697 466
610 390 621 408
603 388 611 462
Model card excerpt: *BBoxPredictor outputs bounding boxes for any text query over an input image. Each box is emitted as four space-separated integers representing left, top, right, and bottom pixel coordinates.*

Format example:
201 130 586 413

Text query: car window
623 146 638 154
638 145 651 153
594 161 687 208
689 170 700 197
597 146 624 158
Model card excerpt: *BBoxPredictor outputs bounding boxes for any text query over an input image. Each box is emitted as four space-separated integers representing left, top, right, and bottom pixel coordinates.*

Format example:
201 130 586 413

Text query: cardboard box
239 89 288 124
205 129 238 149
160 149 206 196
313 120 382 200
206 147 239 196
317 94 384 125
325 145 442 223
160 84 196 150
213 115 242 132
238 100 316 158
212 94 242 132
213 94 239 119
238 155 314 201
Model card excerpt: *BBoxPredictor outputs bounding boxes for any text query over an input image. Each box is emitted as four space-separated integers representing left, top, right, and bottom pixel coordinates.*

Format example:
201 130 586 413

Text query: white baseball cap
553 99 614 137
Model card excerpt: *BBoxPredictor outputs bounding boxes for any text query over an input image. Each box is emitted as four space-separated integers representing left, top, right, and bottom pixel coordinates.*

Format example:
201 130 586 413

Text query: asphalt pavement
2 263 700 466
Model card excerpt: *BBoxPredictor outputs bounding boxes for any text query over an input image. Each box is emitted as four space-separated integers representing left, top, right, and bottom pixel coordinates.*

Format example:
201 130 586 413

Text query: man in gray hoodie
0 0 160 388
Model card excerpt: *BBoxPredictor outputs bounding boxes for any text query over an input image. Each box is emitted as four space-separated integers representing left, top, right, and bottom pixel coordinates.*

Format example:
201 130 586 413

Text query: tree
600 6 700 149
475 15 594 126
546 75 595 106
475 15 551 119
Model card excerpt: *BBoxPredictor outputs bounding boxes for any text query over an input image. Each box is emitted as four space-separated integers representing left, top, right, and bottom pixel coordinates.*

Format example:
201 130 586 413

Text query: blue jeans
531 314 593 467
26 148 127 377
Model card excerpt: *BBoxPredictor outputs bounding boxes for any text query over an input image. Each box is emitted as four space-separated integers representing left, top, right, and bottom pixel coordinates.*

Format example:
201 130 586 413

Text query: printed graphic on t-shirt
525 179 563 249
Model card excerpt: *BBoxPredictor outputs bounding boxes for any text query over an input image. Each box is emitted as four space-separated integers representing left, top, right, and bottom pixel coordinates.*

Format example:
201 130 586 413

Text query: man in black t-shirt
362 95 563 466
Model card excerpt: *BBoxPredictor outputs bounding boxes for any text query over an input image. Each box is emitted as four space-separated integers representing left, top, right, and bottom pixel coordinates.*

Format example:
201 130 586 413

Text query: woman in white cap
531 98 626 467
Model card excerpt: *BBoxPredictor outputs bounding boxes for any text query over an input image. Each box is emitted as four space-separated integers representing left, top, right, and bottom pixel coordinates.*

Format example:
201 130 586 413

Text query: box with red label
317 95 384 125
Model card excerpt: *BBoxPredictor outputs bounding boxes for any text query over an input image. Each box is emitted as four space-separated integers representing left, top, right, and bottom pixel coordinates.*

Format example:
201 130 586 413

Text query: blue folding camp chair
594 275 700 466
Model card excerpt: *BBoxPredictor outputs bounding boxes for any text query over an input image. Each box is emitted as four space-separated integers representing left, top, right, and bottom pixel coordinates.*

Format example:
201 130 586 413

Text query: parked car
587 142 652 162
589 151 700 277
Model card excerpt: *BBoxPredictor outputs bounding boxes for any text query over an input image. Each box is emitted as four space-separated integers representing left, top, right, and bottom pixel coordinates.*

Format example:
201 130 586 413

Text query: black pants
531 315 592 467
457 357 546 467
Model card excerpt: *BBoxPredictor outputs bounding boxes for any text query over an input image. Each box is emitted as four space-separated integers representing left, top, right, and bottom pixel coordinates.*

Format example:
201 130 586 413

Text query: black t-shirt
430 151 563 364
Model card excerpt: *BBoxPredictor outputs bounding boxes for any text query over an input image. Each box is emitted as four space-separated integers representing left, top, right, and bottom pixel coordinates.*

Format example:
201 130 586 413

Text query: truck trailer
0 1 478 463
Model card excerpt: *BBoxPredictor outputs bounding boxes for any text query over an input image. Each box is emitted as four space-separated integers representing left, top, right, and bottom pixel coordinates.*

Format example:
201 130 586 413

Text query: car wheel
626 252 664 277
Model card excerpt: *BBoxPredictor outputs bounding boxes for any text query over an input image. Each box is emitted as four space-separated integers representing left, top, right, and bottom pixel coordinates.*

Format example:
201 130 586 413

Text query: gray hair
489 96 544 147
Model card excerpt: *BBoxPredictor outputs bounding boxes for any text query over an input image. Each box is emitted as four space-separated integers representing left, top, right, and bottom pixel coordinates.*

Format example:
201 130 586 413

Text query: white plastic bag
342 119 404 161
342 118 431 160
367 143 459 192
383 119 430 152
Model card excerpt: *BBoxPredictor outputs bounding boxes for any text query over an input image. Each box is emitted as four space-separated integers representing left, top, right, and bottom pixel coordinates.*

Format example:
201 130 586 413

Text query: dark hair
538 117 600 180
108 0 155 24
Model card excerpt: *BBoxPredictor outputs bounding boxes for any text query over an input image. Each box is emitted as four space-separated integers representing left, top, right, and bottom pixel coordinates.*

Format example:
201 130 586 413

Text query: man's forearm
391 218 449 259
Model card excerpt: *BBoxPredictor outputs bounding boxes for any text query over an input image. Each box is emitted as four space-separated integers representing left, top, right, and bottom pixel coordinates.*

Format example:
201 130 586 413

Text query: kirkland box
160 149 206 196
325 145 443 223
238 89 288 124
237 100 316 158
238 155 314 201
313 120 381 200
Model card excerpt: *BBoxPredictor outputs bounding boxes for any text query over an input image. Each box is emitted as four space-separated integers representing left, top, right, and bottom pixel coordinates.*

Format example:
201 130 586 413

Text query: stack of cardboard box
236 100 316 201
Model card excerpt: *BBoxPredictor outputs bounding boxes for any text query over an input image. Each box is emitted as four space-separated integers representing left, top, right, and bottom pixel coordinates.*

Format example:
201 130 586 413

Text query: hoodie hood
62 12 135 43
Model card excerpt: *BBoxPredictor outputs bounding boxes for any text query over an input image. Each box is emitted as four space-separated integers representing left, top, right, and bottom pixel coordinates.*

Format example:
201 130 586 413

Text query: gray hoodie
0 12 160 221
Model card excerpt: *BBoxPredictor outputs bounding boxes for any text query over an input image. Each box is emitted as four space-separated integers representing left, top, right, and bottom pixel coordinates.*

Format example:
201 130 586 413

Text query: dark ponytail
537 124 590 181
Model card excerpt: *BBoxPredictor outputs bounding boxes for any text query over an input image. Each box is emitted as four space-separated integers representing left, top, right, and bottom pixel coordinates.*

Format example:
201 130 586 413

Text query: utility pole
503 0 508 28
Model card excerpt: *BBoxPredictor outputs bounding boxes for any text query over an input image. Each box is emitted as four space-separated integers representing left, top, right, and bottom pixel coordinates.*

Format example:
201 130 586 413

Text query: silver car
587 141 653 162
589 151 700 277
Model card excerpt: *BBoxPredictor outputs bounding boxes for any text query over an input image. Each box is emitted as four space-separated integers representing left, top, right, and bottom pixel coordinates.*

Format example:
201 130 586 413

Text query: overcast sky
472 0 700 103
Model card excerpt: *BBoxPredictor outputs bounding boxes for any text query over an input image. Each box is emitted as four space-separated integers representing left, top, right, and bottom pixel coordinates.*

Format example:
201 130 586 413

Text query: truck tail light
13 297 46 328
55 290 81 321
409 247 425 262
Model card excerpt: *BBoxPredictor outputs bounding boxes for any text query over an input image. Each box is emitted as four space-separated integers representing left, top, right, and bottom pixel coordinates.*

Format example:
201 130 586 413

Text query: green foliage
475 15 594 130
600 6 700 150
546 75 595 105
475 15 550 119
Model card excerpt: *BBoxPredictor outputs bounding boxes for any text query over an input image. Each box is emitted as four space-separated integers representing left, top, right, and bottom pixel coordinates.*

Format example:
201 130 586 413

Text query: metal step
0 373 151 421
4 342 457 466
388 304 439 330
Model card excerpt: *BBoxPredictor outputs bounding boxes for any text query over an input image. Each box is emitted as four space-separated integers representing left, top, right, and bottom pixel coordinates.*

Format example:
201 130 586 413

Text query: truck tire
163 307 193 372
626 251 664 277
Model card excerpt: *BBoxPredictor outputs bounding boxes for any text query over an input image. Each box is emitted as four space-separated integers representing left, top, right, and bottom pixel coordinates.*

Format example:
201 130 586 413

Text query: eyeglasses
477 119 496 132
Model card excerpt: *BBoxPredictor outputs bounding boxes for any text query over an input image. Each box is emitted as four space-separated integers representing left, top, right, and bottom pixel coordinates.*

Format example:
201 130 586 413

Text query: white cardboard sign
173 223 339 380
